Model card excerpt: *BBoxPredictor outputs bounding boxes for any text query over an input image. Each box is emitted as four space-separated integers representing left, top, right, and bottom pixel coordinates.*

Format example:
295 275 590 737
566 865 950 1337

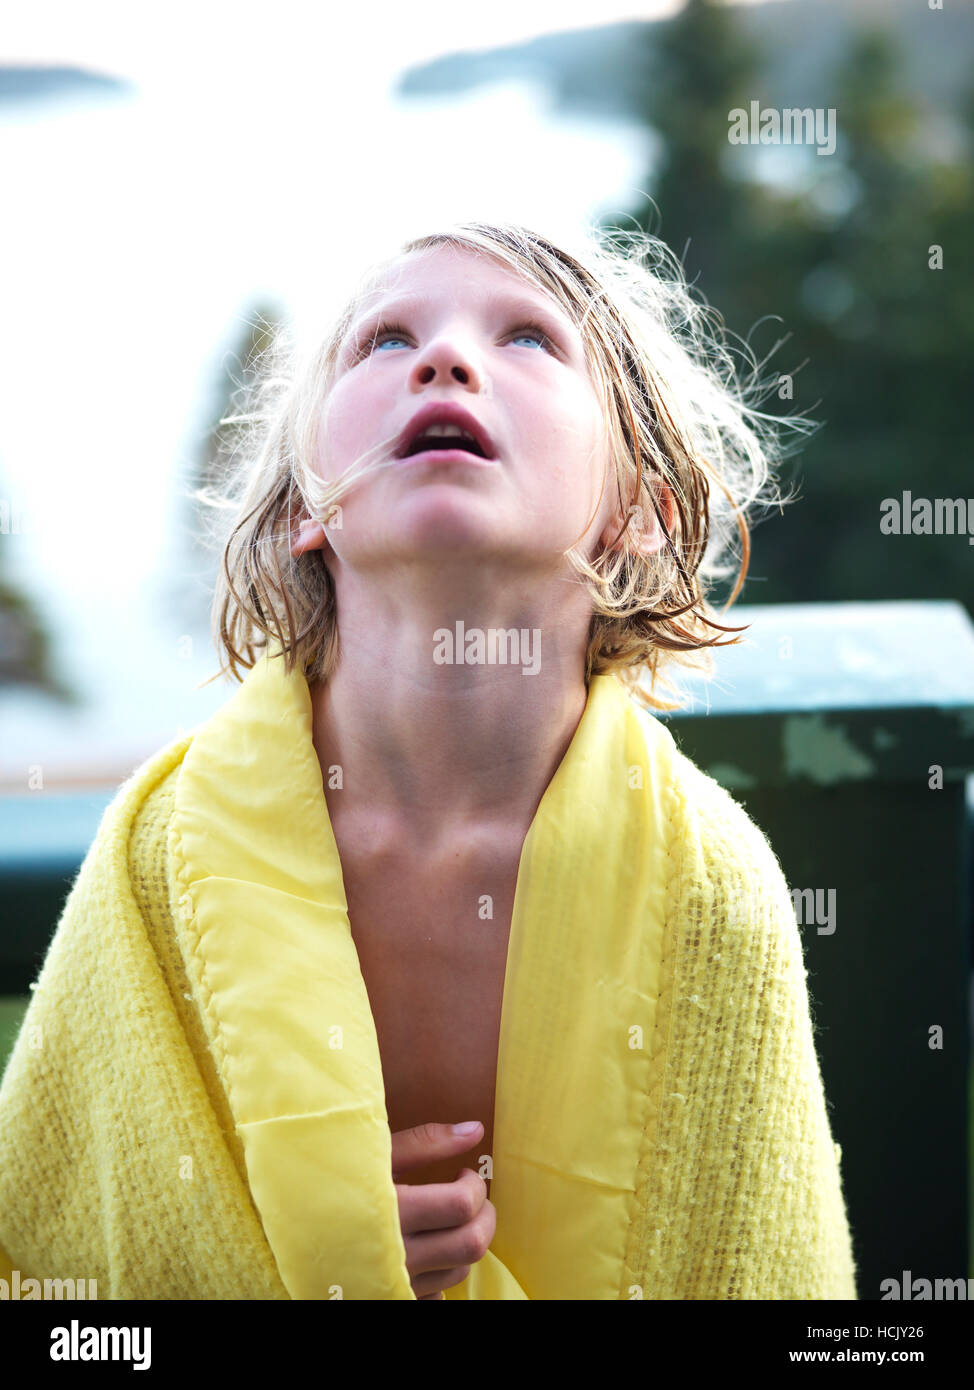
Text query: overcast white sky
3 2 683 82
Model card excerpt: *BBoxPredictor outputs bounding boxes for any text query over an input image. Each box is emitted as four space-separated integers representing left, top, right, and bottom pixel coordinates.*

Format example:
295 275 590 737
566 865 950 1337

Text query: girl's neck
306 568 592 852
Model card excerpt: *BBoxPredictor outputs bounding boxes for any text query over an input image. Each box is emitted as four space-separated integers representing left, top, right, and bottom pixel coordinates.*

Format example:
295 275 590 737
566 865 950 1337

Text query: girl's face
294 244 633 576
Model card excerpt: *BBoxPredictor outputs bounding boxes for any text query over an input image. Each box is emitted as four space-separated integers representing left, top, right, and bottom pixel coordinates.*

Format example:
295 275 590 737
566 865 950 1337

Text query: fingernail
452 1121 480 1135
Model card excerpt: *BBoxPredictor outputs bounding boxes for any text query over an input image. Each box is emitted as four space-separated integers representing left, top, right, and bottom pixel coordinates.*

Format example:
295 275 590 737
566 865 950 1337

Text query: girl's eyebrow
344 290 577 348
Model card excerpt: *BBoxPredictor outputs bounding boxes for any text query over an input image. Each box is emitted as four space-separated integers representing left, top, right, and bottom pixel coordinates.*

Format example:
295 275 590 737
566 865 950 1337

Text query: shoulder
11 734 198 1045
59 733 196 921
653 743 824 1105
127 757 184 896
625 699 793 923
653 736 803 985
663 738 793 911
82 731 195 847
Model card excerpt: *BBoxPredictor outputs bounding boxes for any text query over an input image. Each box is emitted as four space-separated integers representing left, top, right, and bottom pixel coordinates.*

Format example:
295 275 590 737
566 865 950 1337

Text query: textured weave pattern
623 750 857 1298
0 731 857 1299
127 767 255 1201
0 746 287 1300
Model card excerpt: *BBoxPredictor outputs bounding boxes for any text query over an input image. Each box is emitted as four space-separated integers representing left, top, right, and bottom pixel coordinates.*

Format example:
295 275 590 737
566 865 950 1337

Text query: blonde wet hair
196 218 810 710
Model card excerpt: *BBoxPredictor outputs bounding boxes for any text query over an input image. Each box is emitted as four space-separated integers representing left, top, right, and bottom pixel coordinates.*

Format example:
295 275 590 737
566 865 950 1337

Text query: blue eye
358 318 556 357
368 322 410 353
509 323 553 350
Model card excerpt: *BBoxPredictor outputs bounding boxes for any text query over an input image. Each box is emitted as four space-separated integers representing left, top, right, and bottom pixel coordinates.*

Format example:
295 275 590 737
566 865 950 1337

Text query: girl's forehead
358 244 549 312
342 253 586 363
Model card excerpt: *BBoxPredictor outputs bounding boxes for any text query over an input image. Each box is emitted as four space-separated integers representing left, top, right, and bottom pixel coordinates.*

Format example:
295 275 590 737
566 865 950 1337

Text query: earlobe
290 518 328 558
604 483 677 558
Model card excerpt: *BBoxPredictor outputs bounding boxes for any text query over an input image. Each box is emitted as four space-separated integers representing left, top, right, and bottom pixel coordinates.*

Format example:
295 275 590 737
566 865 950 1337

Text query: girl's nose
409 336 481 390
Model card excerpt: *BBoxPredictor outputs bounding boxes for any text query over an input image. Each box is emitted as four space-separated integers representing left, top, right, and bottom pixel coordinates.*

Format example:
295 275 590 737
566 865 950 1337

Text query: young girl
0 219 857 1300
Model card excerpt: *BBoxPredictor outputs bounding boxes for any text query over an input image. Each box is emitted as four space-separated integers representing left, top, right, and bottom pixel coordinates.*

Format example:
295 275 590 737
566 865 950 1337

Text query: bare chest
341 850 519 1188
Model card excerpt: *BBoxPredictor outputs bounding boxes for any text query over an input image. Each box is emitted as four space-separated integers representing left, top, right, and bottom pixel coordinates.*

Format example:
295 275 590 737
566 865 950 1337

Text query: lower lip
399 448 497 467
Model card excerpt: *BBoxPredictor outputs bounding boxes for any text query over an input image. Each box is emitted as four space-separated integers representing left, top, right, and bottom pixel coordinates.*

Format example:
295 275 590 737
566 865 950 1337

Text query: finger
390 1121 483 1179
396 1167 486 1237
413 1266 471 1299
403 1199 496 1278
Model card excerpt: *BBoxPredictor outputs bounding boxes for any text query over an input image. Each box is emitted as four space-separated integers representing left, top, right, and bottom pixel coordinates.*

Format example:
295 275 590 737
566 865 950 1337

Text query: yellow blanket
0 651 857 1298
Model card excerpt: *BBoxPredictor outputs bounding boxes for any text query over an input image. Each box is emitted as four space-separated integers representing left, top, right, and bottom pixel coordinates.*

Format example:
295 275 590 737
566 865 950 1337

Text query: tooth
410 423 483 456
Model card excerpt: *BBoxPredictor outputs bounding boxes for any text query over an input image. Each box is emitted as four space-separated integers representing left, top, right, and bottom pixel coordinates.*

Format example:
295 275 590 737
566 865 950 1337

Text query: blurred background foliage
0 492 74 701
606 0 973 611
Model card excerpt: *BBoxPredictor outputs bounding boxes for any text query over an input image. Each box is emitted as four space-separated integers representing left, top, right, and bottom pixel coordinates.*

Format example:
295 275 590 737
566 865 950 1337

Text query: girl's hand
391 1121 496 1301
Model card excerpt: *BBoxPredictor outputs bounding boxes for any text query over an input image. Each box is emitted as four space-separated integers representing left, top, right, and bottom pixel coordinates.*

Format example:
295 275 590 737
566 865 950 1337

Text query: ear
600 480 677 558
289 517 329 558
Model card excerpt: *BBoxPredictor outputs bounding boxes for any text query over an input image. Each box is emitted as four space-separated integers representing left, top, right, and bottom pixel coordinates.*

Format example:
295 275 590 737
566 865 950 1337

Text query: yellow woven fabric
0 652 857 1299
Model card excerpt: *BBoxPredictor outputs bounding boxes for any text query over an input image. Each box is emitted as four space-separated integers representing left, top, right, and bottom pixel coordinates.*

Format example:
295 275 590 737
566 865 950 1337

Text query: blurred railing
1 598 972 1299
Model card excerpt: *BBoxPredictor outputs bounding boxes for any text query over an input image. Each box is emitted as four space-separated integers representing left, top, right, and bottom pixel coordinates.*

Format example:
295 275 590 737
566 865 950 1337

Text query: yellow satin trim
169 650 676 1299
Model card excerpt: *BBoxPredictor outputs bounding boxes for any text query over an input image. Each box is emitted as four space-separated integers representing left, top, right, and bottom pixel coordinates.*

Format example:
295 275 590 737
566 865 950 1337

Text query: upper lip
395 402 497 460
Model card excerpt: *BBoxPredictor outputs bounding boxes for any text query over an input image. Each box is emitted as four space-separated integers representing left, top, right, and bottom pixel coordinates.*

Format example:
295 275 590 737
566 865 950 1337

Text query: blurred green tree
600 0 974 613
0 486 75 699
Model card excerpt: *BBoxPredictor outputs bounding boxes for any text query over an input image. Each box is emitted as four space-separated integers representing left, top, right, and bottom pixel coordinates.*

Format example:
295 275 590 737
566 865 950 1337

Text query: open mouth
401 431 490 460
396 407 497 461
